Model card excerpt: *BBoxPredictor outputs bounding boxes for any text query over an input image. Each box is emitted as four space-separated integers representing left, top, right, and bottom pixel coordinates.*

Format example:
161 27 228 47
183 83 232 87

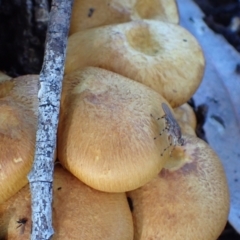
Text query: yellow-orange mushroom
128 135 229 240
0 75 38 204
65 20 204 107
58 67 171 192
0 165 134 239
70 0 179 34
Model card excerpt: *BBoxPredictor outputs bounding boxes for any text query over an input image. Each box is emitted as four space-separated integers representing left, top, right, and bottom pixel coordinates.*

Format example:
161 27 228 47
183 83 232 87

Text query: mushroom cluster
0 165 133 239
0 74 134 239
0 0 229 239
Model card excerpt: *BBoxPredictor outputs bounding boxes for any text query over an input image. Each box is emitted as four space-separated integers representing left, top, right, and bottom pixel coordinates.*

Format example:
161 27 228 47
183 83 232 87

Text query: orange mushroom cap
65 20 205 107
70 0 179 35
58 67 171 192
127 135 229 240
0 75 38 204
0 165 134 239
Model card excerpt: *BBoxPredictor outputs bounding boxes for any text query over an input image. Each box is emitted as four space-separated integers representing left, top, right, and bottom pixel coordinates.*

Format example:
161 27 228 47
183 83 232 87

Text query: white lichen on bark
27 0 73 239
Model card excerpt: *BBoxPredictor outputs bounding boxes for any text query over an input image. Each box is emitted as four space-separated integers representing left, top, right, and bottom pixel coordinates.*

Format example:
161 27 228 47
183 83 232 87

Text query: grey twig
27 0 73 239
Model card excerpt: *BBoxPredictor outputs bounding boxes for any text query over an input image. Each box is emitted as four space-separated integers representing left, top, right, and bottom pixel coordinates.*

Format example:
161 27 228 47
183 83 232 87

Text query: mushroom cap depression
0 165 134 239
58 67 171 192
0 75 38 204
65 20 205 107
70 0 179 34
127 135 229 240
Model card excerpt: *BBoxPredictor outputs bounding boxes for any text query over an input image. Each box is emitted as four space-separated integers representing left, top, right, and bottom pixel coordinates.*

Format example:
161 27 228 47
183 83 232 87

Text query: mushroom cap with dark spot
65 20 205 107
0 165 134 239
58 67 171 192
70 0 179 35
128 135 229 240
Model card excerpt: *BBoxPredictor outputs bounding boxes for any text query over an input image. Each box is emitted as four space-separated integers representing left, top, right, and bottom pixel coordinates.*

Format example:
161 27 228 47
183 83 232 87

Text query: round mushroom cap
0 165 134 240
173 103 197 136
127 135 229 240
58 67 171 192
70 0 179 34
0 75 38 204
65 20 205 107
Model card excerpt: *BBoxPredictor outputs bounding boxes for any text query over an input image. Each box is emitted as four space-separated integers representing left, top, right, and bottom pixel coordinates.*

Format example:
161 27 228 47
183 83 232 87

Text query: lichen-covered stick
27 0 73 239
